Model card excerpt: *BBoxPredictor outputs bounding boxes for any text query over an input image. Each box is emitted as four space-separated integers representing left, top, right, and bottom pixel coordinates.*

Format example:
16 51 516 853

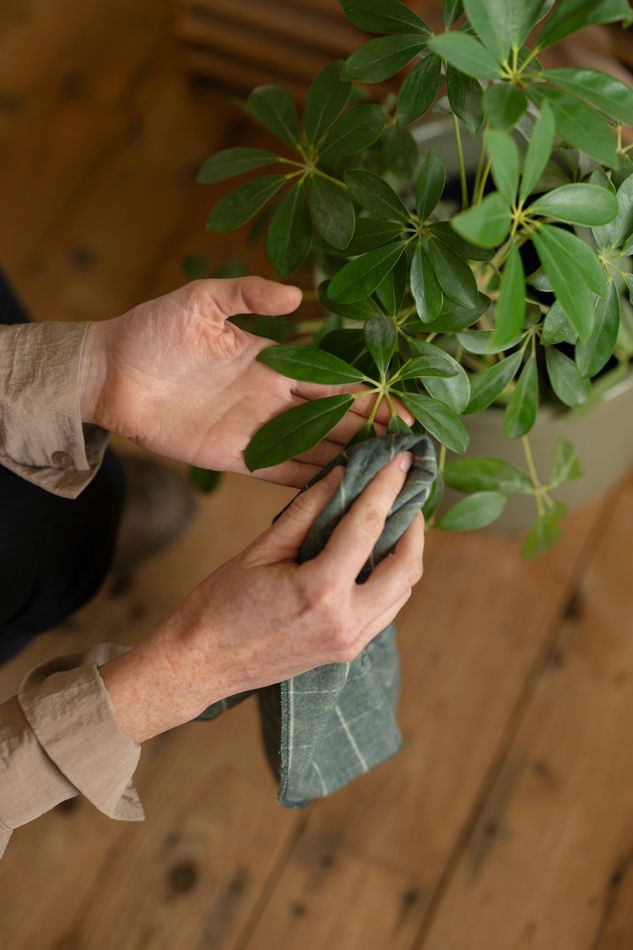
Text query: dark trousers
0 271 126 665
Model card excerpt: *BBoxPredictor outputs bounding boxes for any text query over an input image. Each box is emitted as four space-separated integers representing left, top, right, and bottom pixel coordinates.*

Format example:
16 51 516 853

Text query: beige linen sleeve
0 642 144 860
0 321 109 498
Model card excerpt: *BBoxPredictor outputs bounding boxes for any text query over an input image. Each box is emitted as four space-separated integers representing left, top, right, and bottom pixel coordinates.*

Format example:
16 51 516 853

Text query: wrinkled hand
80 277 412 487
100 453 424 742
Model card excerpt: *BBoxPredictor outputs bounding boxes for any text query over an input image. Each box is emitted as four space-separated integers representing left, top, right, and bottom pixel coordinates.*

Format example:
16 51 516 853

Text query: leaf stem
312 166 347 190
453 114 468 211
522 434 545 516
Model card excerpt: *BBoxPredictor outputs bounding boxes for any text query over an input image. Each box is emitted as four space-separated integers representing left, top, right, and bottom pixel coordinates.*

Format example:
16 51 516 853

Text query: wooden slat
174 0 361 57
176 13 328 82
418 475 633 950
240 500 607 947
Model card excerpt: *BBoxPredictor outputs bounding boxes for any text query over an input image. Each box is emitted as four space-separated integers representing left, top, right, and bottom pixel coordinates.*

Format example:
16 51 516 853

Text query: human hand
100 452 424 743
80 277 412 487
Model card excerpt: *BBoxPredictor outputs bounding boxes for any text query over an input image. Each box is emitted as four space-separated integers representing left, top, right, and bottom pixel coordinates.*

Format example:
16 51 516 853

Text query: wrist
79 321 110 427
99 616 221 743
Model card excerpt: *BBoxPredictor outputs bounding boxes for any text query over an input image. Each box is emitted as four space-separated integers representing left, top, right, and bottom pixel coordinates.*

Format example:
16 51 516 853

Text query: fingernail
400 452 413 472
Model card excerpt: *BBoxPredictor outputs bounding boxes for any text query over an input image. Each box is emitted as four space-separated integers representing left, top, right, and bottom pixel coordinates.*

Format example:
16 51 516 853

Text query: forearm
99 618 217 744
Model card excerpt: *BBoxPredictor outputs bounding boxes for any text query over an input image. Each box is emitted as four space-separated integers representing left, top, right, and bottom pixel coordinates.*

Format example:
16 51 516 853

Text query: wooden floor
1 4 632 948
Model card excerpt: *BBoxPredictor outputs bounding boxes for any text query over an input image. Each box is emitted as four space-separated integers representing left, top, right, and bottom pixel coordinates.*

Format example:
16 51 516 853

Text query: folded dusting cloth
197 432 437 807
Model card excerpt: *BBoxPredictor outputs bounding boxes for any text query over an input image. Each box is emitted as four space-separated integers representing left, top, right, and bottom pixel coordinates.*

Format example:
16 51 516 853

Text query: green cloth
197 433 437 806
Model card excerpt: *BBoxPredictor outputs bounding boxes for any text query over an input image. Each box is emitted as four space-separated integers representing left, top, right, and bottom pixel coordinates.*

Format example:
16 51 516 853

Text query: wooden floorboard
1 4 632 949
417 476 633 950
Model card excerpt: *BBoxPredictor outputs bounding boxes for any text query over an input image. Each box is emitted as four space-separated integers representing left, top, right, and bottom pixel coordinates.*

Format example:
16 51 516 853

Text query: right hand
101 451 424 743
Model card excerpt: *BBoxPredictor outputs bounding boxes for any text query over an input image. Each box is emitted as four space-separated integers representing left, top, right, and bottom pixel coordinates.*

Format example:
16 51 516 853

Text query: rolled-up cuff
17 643 144 822
0 322 109 497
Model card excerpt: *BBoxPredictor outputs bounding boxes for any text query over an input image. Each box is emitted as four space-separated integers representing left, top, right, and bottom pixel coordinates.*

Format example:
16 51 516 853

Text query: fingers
202 276 303 319
256 465 343 558
356 513 424 620
315 452 413 582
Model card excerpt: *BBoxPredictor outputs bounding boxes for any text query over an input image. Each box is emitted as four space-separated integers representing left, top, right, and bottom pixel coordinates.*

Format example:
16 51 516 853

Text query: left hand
80 277 412 487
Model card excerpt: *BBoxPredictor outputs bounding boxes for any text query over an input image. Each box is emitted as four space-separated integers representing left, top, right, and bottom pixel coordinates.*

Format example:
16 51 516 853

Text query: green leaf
246 395 353 470
427 239 479 308
514 0 555 46
408 340 471 412
344 218 406 255
397 353 459 380
541 300 578 345
400 392 470 453
439 491 507 531
305 61 351 145
536 0 633 49
246 86 299 147
482 83 527 129
532 227 595 342
463 0 514 63
344 169 410 222
465 350 523 414
364 314 396 375
430 222 494 260
320 104 385 160
267 185 312 274
416 149 446 220
545 346 590 407
397 54 442 126
196 147 280 184
343 35 427 83
530 86 618 168
189 466 222 493
522 502 567 559
444 455 533 494
543 67 633 127
530 225 606 297
307 176 355 250
207 175 286 231
319 279 384 320
328 242 405 302
383 127 419 180
491 243 526 349
411 243 443 321
550 438 583 487
486 129 520 204
443 0 464 27
592 174 633 250
319 328 365 363
376 254 407 314
457 329 524 354
519 101 556 203
402 342 462 380
420 292 491 332
340 0 430 34
257 342 365 384
504 356 538 438
451 192 511 248
446 65 484 135
575 282 620 377
387 415 412 435
529 183 617 226
426 32 502 80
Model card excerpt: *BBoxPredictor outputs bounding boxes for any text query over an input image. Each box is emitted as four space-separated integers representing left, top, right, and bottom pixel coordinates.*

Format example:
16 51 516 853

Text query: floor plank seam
408 487 621 950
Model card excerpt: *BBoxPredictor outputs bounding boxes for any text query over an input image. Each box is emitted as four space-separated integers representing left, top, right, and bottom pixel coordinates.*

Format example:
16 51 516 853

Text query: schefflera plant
197 0 633 557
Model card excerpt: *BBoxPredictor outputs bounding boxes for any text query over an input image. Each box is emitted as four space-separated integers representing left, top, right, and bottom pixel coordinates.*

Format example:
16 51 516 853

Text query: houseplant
196 0 633 556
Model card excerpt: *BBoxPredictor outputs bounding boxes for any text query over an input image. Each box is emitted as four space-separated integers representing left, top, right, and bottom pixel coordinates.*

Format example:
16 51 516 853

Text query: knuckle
359 505 384 538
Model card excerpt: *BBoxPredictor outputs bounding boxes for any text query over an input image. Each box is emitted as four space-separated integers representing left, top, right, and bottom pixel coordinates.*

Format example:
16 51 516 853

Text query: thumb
254 466 343 562
202 276 302 320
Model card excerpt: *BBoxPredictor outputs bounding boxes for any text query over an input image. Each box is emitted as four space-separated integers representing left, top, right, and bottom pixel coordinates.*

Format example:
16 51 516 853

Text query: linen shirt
0 322 142 860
